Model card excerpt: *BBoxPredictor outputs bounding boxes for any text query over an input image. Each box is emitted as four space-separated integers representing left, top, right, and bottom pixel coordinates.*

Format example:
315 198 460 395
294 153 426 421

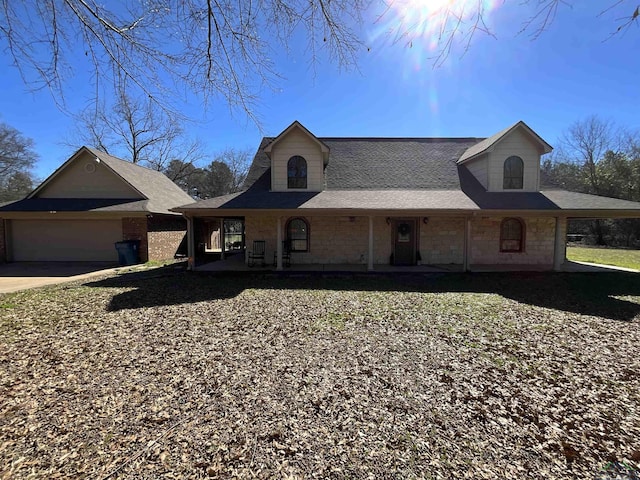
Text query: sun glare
371 0 501 61
366 0 501 118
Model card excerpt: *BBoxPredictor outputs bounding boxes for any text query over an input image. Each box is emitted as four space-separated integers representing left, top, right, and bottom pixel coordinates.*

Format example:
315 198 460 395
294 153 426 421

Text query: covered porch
193 251 633 274
183 210 570 273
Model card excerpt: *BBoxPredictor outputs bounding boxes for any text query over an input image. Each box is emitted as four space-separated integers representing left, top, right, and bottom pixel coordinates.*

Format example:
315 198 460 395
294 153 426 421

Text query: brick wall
470 216 555 266
0 219 6 263
122 217 149 262
419 217 465 265
147 216 187 261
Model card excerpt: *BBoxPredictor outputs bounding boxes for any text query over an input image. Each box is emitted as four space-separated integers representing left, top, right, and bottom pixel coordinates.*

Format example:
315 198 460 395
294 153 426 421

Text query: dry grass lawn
1 268 639 479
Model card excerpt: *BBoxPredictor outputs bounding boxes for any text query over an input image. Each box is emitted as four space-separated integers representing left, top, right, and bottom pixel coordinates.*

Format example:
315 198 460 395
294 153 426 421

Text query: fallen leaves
0 272 639 479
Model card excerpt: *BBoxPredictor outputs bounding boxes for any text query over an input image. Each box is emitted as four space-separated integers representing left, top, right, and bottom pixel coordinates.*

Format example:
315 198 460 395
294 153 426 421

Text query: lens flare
370 0 501 66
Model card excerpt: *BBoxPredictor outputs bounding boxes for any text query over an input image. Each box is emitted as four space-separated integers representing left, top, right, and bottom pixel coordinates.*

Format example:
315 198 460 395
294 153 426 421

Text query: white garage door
10 219 122 262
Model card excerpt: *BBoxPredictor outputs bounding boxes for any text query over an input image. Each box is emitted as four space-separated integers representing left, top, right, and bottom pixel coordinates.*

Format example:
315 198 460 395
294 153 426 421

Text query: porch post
185 214 194 271
220 218 225 260
368 215 374 271
553 216 566 272
464 217 471 272
276 216 283 271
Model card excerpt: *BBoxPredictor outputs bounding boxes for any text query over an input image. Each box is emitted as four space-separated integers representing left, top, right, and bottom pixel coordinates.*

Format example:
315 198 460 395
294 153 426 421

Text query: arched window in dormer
503 156 524 189
500 218 525 252
287 155 307 189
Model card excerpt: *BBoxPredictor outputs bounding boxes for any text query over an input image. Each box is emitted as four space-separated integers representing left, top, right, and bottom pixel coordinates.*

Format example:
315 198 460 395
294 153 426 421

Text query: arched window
500 218 524 252
287 156 307 189
503 156 524 189
286 217 309 252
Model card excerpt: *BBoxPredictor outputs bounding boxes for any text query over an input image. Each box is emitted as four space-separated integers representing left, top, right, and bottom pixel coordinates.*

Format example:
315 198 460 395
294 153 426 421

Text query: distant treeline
542 115 640 247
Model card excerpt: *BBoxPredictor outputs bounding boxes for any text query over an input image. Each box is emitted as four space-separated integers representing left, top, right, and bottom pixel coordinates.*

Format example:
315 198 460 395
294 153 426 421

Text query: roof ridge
87 147 167 175
259 136 486 142
318 136 485 141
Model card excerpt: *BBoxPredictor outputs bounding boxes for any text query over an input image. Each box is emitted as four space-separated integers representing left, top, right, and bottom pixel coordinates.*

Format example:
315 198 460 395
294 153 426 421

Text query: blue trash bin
115 240 140 266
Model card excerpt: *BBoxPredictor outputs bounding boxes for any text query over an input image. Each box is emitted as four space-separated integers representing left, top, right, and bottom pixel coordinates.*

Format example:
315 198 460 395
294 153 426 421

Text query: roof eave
457 121 553 165
263 120 330 155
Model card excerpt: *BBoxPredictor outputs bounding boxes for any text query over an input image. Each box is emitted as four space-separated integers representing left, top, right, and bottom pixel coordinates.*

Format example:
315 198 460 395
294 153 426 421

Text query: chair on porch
248 240 266 267
273 240 291 268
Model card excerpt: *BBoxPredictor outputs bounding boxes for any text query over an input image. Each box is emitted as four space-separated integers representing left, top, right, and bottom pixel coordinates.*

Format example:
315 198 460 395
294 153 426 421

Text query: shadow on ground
0 262 118 278
84 267 640 321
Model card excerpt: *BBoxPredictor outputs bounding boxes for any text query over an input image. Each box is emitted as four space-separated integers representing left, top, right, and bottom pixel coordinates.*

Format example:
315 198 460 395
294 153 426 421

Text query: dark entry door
393 219 416 265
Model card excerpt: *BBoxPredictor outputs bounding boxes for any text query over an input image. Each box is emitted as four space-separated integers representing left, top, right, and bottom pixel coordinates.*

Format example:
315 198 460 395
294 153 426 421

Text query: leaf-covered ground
1 269 639 479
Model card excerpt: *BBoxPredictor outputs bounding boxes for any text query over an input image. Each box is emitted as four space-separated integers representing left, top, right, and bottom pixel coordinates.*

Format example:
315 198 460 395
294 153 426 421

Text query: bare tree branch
0 0 366 122
70 93 207 172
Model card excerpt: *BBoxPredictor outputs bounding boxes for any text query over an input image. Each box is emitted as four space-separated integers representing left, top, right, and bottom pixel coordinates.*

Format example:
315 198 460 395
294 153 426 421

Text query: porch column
185 215 194 271
553 216 566 272
220 218 225 260
463 217 471 272
276 216 283 271
368 215 374 271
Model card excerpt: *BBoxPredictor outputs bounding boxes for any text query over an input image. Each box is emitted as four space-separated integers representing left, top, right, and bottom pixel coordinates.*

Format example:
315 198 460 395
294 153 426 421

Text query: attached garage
9 219 122 262
0 146 194 264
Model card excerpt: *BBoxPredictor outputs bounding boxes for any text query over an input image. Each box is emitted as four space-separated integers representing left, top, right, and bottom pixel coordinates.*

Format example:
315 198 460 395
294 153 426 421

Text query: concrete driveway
0 262 123 294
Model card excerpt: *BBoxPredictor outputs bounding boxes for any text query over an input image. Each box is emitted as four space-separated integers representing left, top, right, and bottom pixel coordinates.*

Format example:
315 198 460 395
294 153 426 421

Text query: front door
393 219 416 265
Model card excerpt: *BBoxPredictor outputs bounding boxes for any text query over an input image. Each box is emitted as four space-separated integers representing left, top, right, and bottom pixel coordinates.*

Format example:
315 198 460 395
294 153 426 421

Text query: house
0 147 193 263
173 120 640 271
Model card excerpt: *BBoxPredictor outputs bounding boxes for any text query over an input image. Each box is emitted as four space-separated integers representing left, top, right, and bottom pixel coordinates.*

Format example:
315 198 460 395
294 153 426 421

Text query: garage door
10 219 122 261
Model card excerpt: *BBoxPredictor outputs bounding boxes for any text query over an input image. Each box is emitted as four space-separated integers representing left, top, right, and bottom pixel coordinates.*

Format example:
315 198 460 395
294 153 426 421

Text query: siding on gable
37 151 142 199
465 155 489 189
487 128 541 192
270 128 324 191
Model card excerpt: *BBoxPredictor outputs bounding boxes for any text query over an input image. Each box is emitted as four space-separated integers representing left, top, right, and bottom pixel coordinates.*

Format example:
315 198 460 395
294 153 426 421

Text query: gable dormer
458 121 552 192
265 121 329 192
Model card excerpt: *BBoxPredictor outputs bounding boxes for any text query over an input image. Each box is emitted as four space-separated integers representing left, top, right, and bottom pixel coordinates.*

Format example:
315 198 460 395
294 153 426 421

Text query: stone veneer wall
122 217 149 262
0 219 5 263
246 214 560 268
419 217 465 265
245 215 394 265
245 215 469 266
556 217 567 267
147 216 187 261
470 216 556 266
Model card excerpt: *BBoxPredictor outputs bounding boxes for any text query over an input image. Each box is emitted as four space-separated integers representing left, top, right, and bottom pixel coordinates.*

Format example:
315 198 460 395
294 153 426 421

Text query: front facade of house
175 121 640 271
0 147 192 263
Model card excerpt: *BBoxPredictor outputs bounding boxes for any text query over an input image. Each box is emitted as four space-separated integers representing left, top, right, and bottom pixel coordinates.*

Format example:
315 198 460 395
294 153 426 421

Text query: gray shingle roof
243 137 483 191
1 147 194 215
0 198 149 213
174 134 640 215
86 148 194 214
177 189 479 211
324 138 481 189
542 190 640 211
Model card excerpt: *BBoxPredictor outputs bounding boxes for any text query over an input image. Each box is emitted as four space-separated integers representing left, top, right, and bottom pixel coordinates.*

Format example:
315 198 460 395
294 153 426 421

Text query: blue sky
1 1 639 180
